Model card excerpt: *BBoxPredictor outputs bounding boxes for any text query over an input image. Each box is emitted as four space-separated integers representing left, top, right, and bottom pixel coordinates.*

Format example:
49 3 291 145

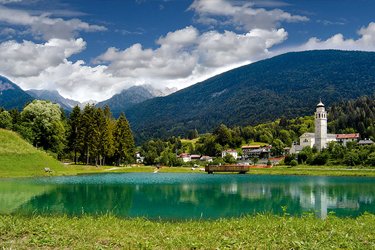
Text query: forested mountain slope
0 76 34 110
124 50 375 141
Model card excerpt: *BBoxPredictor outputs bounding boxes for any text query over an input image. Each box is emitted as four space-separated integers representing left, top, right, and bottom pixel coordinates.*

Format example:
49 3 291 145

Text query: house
298 132 337 149
241 145 261 158
247 148 271 159
222 149 238 159
336 133 360 146
179 153 191 162
135 152 144 164
190 154 201 161
200 156 213 162
358 139 374 146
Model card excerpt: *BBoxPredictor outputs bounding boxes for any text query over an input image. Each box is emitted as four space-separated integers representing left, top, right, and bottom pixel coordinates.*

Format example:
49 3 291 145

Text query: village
136 101 374 167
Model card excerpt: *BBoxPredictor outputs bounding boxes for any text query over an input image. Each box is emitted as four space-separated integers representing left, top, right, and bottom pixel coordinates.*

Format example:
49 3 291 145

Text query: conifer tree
114 113 135 165
79 104 100 165
67 105 81 164
96 108 115 165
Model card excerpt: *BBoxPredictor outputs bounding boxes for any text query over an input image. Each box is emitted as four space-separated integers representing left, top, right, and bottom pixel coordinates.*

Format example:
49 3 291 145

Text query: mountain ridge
26 89 81 110
123 50 375 142
96 85 178 114
0 76 34 110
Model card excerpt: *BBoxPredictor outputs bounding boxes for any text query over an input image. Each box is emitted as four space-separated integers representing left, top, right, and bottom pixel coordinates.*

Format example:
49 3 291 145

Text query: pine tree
96 108 115 165
67 105 81 164
114 113 135 165
79 104 100 165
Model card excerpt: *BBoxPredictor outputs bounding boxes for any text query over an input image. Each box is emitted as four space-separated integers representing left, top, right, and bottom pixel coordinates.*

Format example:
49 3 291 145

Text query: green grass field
1 213 375 249
0 129 66 177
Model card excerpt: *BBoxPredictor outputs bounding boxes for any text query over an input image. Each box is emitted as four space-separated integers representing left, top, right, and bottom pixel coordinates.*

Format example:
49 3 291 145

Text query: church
290 101 360 154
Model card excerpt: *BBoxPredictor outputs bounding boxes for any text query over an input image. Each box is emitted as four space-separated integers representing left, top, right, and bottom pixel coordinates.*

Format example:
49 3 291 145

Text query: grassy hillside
124 50 375 142
0 129 64 177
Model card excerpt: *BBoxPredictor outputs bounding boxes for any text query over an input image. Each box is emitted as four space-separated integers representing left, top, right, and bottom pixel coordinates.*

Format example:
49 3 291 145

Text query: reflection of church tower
315 100 327 151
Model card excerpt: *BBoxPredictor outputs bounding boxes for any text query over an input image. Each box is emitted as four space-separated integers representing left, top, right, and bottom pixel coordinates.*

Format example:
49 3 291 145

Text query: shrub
311 152 328 165
366 152 375 167
223 154 236 164
284 154 296 165
343 151 361 166
290 160 298 167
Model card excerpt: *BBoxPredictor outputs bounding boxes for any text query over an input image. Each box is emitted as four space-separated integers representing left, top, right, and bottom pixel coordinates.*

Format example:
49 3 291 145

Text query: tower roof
317 100 325 107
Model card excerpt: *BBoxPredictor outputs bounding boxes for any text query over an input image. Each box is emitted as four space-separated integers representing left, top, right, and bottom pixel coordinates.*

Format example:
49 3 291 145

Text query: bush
223 154 236 164
311 152 328 165
366 152 375 167
297 152 309 164
343 151 361 166
209 157 224 166
284 154 296 165
290 160 298 167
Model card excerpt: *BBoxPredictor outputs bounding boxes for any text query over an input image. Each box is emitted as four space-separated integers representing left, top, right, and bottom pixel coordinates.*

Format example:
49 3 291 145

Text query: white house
200 156 213 162
135 152 144 164
222 149 238 159
179 153 191 162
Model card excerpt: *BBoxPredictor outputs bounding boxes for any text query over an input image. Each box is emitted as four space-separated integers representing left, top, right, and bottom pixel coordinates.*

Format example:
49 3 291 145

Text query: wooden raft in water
205 165 249 174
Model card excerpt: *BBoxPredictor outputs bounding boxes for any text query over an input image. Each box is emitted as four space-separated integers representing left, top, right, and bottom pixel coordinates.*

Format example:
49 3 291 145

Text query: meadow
1 213 375 249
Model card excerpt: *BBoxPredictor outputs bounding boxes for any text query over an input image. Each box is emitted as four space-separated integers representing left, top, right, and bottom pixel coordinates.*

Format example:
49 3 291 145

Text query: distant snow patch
0 81 14 91
211 89 228 98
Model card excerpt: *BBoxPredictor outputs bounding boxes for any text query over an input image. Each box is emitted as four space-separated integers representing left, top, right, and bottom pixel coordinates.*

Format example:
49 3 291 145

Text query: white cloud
289 22 375 52
97 25 286 88
0 38 85 77
197 28 287 67
0 5 106 40
0 24 287 102
189 0 308 30
15 60 124 102
97 26 200 80
0 0 23 3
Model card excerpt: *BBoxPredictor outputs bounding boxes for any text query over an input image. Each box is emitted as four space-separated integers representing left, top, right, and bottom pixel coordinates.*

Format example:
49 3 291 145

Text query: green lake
1 173 375 219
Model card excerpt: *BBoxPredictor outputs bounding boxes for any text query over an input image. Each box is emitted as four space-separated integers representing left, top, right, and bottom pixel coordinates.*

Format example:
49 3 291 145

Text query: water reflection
0 174 375 219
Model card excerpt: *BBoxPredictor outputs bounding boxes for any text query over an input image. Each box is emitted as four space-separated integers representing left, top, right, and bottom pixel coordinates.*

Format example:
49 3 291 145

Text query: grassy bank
249 165 375 177
0 129 65 178
1 214 375 249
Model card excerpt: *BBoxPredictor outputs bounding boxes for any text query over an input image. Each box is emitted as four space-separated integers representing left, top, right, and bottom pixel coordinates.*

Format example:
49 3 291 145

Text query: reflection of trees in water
0 181 55 214
129 183 303 219
9 176 375 219
16 184 133 217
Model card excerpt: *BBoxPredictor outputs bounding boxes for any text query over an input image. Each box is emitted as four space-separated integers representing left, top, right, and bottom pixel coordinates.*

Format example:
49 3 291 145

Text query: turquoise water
1 173 375 219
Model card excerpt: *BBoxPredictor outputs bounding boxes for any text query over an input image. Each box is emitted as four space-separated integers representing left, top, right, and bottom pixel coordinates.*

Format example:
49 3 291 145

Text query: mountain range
96 85 177 114
1 50 375 143
0 80 177 111
0 76 33 110
122 50 375 141
26 89 81 110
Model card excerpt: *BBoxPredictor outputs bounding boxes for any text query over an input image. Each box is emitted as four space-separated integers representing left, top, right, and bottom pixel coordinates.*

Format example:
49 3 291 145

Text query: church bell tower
314 100 327 151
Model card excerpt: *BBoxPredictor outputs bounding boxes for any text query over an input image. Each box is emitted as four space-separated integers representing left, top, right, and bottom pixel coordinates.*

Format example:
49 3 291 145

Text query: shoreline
1 164 375 179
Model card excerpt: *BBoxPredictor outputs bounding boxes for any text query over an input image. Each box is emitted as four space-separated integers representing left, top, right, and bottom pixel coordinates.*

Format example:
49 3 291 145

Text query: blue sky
0 0 374 101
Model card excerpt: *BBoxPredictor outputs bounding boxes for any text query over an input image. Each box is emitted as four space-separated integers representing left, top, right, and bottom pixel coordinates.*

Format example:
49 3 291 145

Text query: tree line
0 95 373 167
139 96 374 167
285 142 375 167
0 100 135 165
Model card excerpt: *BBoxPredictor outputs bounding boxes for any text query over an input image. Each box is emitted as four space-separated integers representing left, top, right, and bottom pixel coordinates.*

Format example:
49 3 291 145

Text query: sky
0 0 375 102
